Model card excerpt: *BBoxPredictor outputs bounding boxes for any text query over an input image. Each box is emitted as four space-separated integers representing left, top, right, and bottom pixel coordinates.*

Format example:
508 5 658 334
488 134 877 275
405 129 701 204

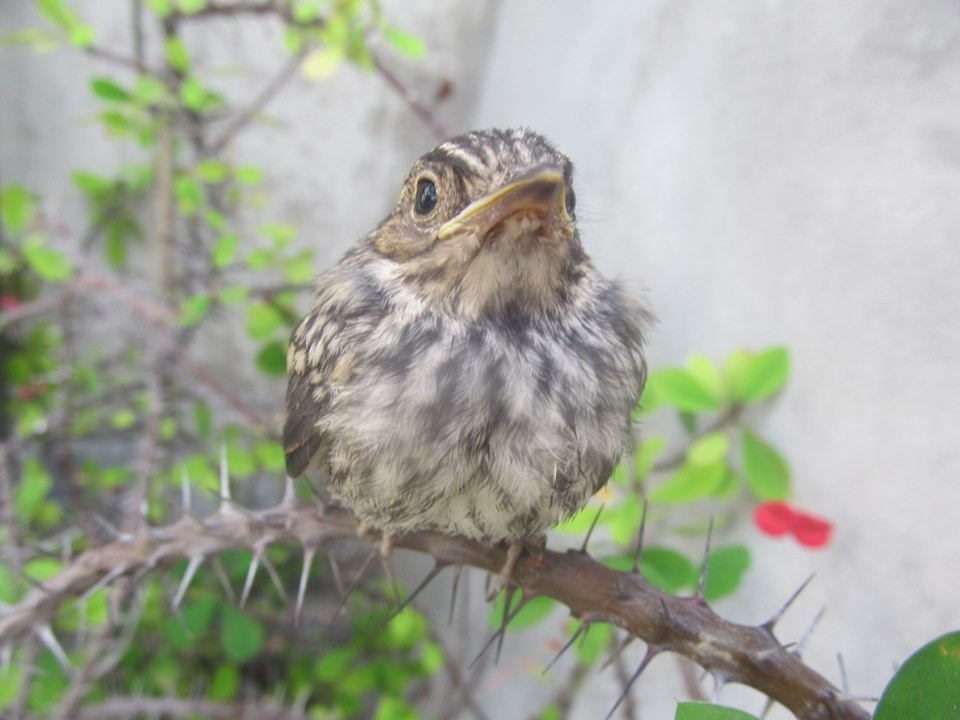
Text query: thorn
376 534 402 607
837 652 849 694
35 624 72 675
92 513 122 540
794 606 827 656
295 547 316 626
631 498 649 573
327 549 346 598
211 557 237 605
219 443 232 508
280 475 297 507
240 549 262 608
579 505 604 553
261 552 288 602
763 573 815 631
602 646 658 720
495 587 516 663
329 549 377 621
759 697 775 718
81 564 128 603
181 467 192 514
468 591 533 669
600 634 637 672
383 561 448 626
292 686 310 714
543 617 589 675
695 516 715 601
139 496 149 521
448 564 463 625
173 555 204 610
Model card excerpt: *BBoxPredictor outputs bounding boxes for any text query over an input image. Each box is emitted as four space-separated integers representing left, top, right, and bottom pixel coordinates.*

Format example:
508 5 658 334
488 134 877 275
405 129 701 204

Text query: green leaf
196 159 229 184
254 441 285 472
646 368 721 412
875 631 960 720
649 461 726 504
177 0 207 14
133 75 167 104
68 23 95 47
178 293 212 327
608 494 644 545
0 665 23 710
374 697 418 720
218 285 248 304
220 605 264 662
687 431 729 466
488 593 557 631
256 341 287 377
419 640 444 674
302 45 345 80
235 165 262 185
0 563 18 603
165 37 191 72
15 459 52 522
733 347 789 403
71 171 112 196
634 435 666 477
704 545 750 602
640 547 696 593
246 302 285 340
90 77 130 102
260 223 296 247
383 27 426 58
314 646 357 682
387 606 428 649
573 619 613 666
208 664 239 700
147 0 172 16
283 251 315 283
211 233 238 269
1 185 35 235
163 594 218 648
110 408 137 430
174 174 203 215
554 503 604 535
740 428 790 501
686 353 723 403
194 401 212 439
225 436 255 478
676 702 761 720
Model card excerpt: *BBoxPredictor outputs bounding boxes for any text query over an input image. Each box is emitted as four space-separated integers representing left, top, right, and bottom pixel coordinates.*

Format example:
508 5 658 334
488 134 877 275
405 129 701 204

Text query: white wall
3 2 959 718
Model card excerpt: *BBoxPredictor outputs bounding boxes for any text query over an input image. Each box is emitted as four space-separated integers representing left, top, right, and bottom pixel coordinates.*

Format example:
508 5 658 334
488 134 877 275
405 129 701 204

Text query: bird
284 127 651 583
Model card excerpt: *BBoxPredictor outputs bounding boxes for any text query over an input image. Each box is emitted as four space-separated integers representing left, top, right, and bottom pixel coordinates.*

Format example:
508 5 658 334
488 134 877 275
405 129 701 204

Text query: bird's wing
283 314 333 478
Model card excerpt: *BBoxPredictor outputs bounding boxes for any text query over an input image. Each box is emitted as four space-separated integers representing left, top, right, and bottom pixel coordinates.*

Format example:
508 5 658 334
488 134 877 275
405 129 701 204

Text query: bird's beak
437 165 571 240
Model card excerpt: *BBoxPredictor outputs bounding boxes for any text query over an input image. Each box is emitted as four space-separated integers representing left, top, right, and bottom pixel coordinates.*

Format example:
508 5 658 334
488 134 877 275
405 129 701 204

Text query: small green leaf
0 563 18 603
196 159 229 184
734 347 789 403
133 75 167 104
254 441 285 472
208 664 239 700
246 302 285 340
573 619 613 666
68 23 95 47
23 235 73 281
218 285 248 304
194 401 212 439
211 233 238 269
649 461 726 504
225 438 255 478
646 368 721 412
634 435 666 477
640 547 696 593
387 606 429 649
71 171 112 196
177 0 207 14
0 665 23 710
178 293 212 327
90 77 130 102
875 631 960 720
302 45 345 80
554 503 605 535
15 459 52 522
488 593 557 631
686 353 723 402
383 27 426 58
704 545 750 602
146 0 172 16
219 605 264 662
165 37 191 72
676 702 762 720
256 341 287 377
260 223 296 247
235 165 262 185
608 494 644 545
1 185 35 235
110 408 137 430
174 174 203 215
163 594 218 648
314 646 357 682
374 697 418 720
741 428 790 501
419 641 444 674
687 431 729 466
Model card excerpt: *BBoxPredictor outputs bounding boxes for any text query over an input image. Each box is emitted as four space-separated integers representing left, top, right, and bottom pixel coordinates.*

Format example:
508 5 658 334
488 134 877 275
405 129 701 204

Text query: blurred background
1 1 958 719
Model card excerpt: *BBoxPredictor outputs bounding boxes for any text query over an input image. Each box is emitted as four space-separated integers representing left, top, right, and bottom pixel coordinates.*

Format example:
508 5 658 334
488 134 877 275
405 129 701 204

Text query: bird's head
372 128 588 319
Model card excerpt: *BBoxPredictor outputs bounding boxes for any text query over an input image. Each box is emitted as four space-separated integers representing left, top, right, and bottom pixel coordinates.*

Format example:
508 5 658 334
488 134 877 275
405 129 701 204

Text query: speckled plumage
284 128 651 542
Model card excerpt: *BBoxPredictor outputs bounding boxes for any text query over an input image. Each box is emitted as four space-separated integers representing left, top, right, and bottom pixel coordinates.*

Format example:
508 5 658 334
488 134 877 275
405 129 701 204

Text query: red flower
754 501 832 549
0 296 22 312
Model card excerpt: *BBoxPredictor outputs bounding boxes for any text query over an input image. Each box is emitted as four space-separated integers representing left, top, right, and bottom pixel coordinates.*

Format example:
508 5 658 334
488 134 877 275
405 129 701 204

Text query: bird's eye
565 187 576 216
415 179 438 215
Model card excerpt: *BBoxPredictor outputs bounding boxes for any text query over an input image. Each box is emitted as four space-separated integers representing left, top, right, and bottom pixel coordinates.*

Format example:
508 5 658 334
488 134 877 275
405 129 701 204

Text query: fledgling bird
284 128 651 578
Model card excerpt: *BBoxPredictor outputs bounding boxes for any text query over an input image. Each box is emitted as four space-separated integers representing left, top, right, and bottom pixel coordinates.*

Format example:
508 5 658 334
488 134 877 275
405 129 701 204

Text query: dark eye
565 187 576 216
415 179 438 215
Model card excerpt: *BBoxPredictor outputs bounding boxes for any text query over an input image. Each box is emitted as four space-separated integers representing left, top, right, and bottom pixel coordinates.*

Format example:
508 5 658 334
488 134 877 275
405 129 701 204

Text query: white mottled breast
293 254 649 542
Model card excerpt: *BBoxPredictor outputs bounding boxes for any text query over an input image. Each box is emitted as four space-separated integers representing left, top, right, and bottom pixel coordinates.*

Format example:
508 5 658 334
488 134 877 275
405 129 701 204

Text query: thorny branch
0 498 869 720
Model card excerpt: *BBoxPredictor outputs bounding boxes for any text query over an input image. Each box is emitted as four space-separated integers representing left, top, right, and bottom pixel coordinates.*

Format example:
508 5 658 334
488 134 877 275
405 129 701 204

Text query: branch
76 696 309 720
0 498 868 720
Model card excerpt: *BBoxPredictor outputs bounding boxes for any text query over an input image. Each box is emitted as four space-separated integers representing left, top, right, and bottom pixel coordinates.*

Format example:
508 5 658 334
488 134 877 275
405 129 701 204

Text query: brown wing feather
283 319 330 478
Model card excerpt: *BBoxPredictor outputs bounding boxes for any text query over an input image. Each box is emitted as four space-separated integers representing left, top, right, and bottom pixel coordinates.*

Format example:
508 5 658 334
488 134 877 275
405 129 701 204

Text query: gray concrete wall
3 2 959 718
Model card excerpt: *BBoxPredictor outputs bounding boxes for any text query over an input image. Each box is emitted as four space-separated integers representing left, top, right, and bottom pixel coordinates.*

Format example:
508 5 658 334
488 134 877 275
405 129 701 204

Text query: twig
372 52 448 139
0 444 22 574
0 505 869 720
75 696 310 720
613 654 639 720
651 404 743 473
210 49 308 155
